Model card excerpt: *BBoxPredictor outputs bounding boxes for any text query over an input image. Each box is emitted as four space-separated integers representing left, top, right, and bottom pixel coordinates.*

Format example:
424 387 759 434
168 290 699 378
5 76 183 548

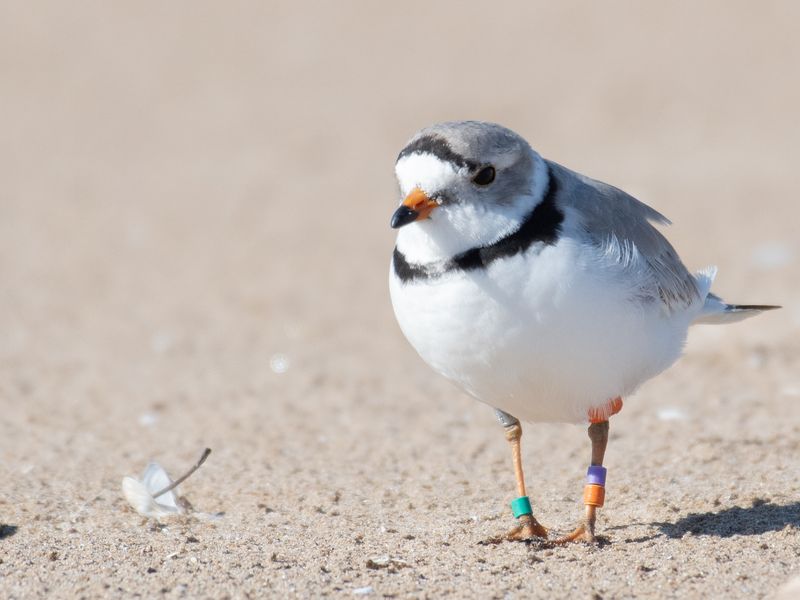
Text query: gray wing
546 160 700 311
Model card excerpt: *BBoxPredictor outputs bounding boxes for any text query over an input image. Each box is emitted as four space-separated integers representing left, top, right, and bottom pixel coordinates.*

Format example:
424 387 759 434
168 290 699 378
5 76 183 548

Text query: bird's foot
482 514 548 544
555 519 596 544
503 514 549 542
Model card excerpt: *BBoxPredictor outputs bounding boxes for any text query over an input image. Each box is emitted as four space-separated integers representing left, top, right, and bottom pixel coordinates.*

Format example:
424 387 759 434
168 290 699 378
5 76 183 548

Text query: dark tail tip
726 304 781 312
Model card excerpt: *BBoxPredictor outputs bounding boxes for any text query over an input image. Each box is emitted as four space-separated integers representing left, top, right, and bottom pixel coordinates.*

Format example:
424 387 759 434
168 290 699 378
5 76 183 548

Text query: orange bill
390 188 439 228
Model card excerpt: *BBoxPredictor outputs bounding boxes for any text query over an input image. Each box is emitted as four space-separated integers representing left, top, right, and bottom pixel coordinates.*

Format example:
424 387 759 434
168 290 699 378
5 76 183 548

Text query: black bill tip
390 205 419 229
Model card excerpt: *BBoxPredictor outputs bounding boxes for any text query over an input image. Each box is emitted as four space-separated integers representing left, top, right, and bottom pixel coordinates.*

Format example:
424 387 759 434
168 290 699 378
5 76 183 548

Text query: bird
388 121 778 543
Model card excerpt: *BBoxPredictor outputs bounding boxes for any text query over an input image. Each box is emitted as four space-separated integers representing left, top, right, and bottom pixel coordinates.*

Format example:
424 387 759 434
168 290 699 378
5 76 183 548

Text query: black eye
472 166 495 186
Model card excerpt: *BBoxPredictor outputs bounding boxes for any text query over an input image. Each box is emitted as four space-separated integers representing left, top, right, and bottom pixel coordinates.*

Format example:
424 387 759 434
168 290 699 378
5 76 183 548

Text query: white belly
389 239 695 423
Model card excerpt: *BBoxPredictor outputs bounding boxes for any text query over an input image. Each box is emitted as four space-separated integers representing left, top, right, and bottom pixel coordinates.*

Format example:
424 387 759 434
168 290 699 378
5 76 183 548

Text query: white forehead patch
395 153 460 198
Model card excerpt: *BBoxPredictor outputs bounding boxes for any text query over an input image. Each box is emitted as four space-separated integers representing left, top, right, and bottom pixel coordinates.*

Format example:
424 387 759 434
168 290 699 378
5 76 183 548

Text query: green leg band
510 496 532 519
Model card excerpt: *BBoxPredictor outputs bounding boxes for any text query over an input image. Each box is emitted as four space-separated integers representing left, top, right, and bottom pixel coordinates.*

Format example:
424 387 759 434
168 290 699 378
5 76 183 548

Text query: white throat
394 151 549 264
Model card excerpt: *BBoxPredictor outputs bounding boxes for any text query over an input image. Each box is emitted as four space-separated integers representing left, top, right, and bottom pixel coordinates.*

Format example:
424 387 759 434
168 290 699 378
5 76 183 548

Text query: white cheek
393 149 549 264
396 200 532 263
394 154 461 198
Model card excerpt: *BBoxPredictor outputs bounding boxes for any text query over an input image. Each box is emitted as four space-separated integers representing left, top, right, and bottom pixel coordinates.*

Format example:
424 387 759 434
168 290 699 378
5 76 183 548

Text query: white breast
389 238 697 424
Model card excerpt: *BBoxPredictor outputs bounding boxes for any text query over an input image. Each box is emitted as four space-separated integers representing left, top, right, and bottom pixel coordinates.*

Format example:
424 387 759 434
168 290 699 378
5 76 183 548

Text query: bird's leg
556 419 610 544
495 409 548 541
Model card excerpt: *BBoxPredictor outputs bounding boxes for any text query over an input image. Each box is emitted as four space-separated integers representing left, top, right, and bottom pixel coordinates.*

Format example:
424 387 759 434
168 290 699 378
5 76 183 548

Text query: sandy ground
1 2 799 598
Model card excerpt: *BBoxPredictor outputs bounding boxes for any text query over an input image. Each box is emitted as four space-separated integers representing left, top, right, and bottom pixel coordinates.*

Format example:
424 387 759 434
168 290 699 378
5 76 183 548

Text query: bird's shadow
0 524 19 540
653 500 800 538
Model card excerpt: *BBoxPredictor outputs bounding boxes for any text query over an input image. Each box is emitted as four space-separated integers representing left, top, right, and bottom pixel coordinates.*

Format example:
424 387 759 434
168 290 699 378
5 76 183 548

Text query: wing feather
546 160 699 311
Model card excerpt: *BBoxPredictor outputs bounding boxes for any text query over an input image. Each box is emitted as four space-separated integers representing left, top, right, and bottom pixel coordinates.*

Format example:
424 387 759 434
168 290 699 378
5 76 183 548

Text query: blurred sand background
1 1 799 598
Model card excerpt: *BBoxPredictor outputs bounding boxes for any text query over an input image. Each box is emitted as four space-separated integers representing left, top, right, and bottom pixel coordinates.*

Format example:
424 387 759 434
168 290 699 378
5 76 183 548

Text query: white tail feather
692 266 780 324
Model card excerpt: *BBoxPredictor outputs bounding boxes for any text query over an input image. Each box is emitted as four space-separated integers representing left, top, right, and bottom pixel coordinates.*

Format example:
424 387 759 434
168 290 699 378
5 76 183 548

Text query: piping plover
388 121 778 543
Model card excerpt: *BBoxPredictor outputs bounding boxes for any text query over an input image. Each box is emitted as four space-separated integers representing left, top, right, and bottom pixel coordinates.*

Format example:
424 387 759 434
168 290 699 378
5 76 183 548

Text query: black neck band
393 175 563 283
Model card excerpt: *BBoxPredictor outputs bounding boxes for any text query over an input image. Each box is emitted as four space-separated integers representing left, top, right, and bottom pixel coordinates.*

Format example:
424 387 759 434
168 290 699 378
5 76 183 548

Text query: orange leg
556 397 620 544
503 421 549 540
492 409 548 541
587 396 623 424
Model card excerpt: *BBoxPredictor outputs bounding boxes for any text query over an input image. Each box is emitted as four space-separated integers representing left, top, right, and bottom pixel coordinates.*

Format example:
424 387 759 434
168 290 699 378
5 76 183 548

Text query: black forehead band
396 135 479 171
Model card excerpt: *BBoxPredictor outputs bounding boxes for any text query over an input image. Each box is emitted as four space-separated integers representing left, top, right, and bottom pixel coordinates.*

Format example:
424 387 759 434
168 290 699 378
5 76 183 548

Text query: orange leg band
583 484 605 507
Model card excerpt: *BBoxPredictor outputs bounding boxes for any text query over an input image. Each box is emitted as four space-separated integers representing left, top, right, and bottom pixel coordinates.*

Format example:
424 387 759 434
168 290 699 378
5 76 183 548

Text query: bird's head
391 121 548 261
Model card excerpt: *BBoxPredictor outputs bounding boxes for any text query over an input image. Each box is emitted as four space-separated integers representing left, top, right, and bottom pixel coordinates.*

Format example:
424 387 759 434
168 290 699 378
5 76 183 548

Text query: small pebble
750 241 793 270
656 407 688 421
353 586 373 596
270 353 290 374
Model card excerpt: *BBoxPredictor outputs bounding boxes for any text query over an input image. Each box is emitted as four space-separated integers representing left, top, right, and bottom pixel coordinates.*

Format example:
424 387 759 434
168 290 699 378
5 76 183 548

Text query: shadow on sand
0 524 19 539
655 501 800 538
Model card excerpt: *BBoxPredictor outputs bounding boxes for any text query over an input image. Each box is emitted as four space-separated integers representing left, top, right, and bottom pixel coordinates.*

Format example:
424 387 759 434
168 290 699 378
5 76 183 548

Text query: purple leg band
586 465 607 486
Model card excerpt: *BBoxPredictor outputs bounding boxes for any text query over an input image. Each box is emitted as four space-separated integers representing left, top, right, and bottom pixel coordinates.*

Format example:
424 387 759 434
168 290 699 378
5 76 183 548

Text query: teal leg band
510 496 532 519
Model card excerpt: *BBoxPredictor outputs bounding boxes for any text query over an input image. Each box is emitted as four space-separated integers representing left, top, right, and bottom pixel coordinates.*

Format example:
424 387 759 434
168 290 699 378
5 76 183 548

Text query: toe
554 524 596 545
505 518 549 541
